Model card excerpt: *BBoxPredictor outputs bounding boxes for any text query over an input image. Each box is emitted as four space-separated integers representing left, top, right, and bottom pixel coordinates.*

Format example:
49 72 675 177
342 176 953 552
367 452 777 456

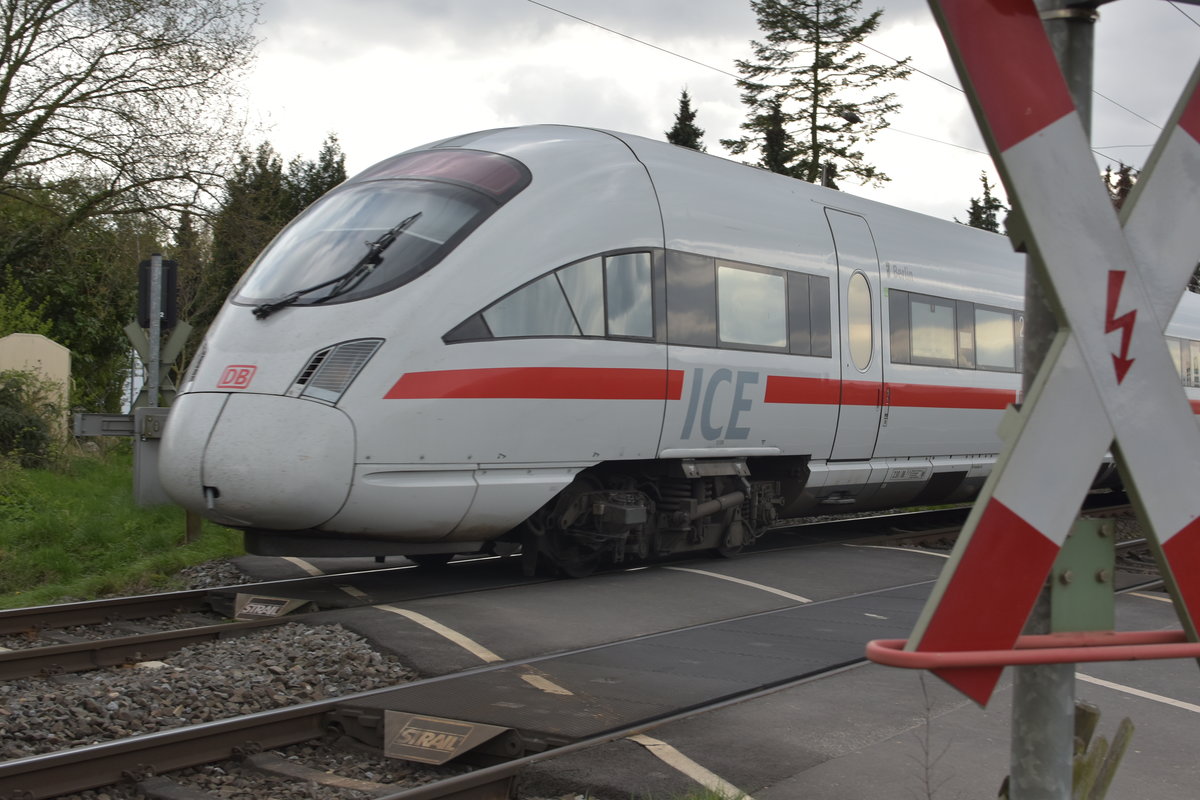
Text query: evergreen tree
0 278 52 338
757 98 803 176
1102 163 1136 210
722 0 910 185
193 137 348 331
665 89 706 151
286 134 348 217
197 143 290 328
957 172 1008 233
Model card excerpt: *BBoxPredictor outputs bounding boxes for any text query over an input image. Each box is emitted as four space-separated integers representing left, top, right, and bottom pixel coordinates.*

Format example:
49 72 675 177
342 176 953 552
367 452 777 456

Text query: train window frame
974 304 1018 372
715 261 789 352
1166 337 1184 383
443 248 659 344
847 270 873 371
888 289 911 364
665 251 718 347
908 293 958 368
888 290 1021 374
605 252 654 339
481 272 581 337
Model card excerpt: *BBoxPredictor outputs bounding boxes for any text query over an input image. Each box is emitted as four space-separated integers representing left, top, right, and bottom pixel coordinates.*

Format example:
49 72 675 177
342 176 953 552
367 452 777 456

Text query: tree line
0 0 348 412
0 0 1168 419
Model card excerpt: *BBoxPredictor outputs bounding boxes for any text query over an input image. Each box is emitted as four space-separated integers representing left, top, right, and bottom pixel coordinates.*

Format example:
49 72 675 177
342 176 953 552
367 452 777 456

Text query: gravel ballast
0 622 417 761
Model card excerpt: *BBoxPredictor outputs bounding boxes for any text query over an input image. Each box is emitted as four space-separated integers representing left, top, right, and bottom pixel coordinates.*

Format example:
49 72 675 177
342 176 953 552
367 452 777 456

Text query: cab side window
444 252 654 342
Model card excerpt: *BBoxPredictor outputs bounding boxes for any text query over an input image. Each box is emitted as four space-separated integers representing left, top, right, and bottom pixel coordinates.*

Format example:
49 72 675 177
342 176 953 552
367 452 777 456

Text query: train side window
482 274 580 337
957 300 976 369
666 251 717 347
606 252 653 338
717 263 787 349
909 294 957 367
1014 314 1025 373
847 271 873 370
557 258 605 336
1191 341 1200 388
1165 337 1184 383
787 272 812 354
810 275 832 357
976 307 1016 371
889 289 911 363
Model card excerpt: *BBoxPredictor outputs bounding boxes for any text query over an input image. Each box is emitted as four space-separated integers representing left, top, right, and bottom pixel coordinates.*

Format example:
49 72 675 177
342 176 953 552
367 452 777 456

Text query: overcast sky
241 0 1199 223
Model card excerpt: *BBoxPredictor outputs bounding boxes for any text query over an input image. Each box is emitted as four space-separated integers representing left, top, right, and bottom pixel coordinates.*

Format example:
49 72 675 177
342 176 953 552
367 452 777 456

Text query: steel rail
0 617 287 680
0 574 940 799
0 588 216 636
0 556 535 636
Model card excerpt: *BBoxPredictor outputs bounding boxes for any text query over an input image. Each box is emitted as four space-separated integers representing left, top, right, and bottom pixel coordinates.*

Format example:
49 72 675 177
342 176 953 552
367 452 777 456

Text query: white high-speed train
159 125 1200 576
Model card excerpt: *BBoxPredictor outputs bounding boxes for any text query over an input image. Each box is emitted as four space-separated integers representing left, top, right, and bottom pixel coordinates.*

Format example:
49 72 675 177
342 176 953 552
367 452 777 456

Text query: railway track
0 499 1147 685
0 499 1163 799
0 572 912 800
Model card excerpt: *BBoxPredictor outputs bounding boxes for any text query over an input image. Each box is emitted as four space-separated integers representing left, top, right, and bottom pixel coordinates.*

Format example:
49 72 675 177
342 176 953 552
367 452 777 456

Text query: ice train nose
160 393 354 528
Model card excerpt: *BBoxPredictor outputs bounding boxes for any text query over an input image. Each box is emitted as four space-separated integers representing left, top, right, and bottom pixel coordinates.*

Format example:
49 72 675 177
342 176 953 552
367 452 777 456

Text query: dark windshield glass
234 180 492 306
233 149 531 307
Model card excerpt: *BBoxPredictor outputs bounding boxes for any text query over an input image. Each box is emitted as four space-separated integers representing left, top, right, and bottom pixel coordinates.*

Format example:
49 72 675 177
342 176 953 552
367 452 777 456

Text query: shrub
0 369 64 468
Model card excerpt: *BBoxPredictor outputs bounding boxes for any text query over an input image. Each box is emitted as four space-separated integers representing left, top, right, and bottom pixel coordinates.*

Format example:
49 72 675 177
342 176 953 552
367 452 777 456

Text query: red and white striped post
903 0 1200 723
908 0 1200 705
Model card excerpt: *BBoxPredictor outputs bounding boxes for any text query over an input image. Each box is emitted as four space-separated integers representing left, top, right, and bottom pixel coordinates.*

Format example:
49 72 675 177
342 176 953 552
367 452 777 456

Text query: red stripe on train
764 376 1015 410
385 367 685 400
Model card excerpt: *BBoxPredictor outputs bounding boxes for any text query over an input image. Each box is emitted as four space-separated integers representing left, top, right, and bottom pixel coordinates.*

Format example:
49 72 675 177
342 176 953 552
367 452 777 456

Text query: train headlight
289 338 383 404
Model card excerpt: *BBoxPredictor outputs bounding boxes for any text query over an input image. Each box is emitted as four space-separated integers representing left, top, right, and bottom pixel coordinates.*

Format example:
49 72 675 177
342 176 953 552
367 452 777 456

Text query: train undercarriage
509 458 792 578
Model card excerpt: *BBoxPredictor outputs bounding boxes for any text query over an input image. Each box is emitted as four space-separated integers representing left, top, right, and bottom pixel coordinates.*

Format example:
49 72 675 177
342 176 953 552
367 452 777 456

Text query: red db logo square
218 365 257 389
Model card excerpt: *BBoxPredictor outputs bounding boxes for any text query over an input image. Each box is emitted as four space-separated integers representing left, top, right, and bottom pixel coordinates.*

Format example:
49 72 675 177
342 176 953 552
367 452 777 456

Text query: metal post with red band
894 0 1200 706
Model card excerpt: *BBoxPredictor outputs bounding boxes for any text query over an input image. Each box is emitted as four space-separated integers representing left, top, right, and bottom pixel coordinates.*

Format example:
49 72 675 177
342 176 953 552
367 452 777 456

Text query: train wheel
557 543 602 578
407 553 454 569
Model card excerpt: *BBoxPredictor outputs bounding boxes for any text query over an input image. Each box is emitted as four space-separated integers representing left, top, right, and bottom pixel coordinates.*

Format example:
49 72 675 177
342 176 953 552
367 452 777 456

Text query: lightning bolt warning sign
1104 271 1137 384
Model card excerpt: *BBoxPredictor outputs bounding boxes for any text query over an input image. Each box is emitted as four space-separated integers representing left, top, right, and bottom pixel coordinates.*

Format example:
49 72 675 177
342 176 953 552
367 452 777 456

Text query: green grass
0 445 243 608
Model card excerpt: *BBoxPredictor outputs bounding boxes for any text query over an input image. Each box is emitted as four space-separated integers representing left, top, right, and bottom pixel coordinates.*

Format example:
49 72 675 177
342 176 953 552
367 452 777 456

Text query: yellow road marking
1077 673 1200 713
1128 591 1173 604
628 734 752 799
520 671 574 695
281 556 323 576
664 567 811 603
376 605 503 663
845 543 951 559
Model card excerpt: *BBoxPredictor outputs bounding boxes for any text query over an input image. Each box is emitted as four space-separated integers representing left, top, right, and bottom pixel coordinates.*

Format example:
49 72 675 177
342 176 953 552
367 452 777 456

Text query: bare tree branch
0 0 259 256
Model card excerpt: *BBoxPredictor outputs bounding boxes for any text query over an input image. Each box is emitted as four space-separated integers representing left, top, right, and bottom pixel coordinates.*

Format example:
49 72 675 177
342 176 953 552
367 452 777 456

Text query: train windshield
235 149 531 309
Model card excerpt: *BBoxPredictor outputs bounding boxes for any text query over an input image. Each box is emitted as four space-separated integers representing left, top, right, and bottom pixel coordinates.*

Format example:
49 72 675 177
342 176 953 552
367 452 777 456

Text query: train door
826 209 883 460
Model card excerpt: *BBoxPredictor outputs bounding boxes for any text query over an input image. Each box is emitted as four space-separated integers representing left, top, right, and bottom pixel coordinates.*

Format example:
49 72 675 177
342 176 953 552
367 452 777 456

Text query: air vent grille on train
290 339 383 403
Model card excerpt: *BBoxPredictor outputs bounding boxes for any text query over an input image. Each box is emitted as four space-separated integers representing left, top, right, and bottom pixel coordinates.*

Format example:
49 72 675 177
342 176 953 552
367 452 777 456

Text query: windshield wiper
252 212 423 320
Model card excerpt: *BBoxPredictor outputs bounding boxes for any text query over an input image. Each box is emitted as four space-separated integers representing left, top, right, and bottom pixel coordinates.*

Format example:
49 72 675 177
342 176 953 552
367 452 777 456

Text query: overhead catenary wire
523 0 1163 166
524 0 983 157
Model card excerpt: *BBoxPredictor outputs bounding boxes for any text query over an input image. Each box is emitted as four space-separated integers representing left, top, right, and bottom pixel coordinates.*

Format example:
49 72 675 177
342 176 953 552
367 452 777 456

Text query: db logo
217 365 257 389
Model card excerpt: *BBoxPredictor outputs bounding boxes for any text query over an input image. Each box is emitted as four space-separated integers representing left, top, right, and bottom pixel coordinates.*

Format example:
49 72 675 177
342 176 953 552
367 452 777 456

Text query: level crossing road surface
231 545 1199 798
519 590 1199 799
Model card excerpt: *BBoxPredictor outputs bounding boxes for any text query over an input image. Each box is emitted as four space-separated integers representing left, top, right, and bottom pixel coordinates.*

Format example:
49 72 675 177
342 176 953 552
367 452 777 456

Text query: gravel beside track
0 622 417 761
173 558 259 589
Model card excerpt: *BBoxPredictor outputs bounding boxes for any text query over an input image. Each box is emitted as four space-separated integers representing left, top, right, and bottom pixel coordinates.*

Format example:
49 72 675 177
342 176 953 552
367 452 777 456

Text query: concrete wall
0 333 72 429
